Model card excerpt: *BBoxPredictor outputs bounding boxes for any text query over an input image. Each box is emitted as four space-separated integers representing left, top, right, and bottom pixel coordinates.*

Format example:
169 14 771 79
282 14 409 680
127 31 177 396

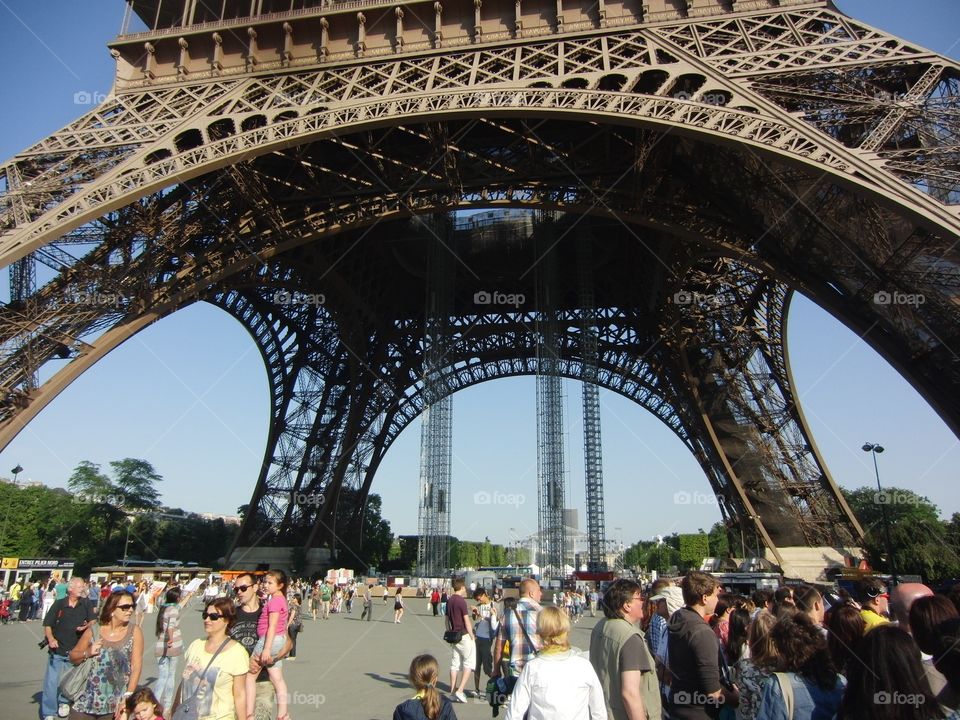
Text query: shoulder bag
774 672 795 720
58 624 100 702
443 600 463 644
171 638 231 720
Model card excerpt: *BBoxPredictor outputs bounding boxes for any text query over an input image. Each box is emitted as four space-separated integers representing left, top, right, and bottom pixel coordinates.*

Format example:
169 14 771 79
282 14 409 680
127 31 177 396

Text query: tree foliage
3 458 232 574
844 486 960 582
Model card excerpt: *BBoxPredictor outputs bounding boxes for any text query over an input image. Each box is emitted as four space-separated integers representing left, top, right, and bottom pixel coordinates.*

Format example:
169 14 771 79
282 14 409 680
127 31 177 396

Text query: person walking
471 588 498 698
309 583 320 622
154 587 188 719
445 578 475 704
361 584 374 622
319 580 332 620
173 598 248 720
18 581 35 622
431 588 441 617
493 578 543 679
68 590 144 720
41 576 97 720
589 579 661 720
287 595 303 660
394 587 406 624
508 606 606 720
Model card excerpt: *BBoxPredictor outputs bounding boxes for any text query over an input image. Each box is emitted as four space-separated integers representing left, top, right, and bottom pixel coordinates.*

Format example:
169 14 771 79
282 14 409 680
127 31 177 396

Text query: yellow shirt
181 638 249 720
860 608 889 634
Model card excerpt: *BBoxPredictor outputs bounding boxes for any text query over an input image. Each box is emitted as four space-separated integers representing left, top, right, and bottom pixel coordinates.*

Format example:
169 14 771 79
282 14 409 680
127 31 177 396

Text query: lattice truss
0 2 957 556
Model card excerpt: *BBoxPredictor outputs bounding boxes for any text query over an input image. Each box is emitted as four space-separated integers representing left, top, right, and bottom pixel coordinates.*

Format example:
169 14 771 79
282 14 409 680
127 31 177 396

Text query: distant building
196 512 241 526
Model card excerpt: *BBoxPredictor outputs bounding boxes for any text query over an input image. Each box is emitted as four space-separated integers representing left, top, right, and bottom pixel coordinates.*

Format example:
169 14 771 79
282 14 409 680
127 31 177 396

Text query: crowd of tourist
398 572 960 720
21 567 960 720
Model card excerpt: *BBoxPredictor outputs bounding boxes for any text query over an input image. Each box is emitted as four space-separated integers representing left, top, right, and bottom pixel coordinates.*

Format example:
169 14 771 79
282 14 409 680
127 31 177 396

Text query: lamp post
862 442 898 584
0 465 22 548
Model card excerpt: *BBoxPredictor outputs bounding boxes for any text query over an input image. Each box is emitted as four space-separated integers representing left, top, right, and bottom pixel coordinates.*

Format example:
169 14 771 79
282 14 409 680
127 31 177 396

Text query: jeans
155 655 180 715
41 652 70 719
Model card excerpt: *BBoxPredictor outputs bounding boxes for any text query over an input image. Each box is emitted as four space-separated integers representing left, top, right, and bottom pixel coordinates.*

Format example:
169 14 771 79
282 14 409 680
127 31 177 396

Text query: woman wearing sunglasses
67 590 144 719
173 598 248 720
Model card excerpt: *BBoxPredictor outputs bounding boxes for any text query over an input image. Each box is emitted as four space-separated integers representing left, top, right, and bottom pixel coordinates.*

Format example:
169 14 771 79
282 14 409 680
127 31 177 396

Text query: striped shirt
498 597 542 672
154 604 183 657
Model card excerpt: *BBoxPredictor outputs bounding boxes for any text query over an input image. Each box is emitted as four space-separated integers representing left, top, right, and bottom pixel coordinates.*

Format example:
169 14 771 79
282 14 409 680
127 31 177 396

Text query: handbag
171 639 230 720
58 624 99 702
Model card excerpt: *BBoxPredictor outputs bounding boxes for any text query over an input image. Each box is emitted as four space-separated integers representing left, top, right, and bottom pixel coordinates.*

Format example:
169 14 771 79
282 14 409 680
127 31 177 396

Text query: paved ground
0 600 603 719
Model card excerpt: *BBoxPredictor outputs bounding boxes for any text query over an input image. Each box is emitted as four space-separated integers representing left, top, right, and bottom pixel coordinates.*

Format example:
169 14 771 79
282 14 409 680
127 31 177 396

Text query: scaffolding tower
417 217 455 576
578 233 607 571
535 222 567 578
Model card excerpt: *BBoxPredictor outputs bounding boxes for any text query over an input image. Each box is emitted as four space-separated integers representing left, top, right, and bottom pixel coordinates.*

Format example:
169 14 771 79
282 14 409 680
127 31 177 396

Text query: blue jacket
392 696 458 720
756 672 845 720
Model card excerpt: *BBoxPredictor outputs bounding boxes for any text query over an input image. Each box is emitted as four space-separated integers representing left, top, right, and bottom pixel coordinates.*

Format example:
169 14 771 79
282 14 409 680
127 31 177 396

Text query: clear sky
0 1 957 553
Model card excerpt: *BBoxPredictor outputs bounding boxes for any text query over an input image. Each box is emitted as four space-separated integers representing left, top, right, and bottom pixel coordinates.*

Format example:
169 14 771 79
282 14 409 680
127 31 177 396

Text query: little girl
392 654 458 720
246 569 290 720
123 687 164 720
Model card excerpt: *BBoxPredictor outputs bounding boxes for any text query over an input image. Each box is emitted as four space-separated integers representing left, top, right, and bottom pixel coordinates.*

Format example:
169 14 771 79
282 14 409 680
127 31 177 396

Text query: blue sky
0 1 957 552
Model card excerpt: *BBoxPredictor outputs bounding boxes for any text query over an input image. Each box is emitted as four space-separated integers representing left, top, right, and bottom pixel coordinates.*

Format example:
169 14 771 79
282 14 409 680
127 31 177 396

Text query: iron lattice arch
0 0 958 564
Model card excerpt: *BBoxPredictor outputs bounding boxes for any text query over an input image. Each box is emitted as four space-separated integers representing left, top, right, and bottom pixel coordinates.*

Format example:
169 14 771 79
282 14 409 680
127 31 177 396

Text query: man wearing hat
647 582 683 695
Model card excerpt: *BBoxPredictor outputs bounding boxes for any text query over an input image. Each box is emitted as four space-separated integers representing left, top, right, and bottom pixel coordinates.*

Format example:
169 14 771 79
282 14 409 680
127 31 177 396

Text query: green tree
67 458 163 550
679 533 710 569
707 522 731 558
844 486 960 582
459 542 479 569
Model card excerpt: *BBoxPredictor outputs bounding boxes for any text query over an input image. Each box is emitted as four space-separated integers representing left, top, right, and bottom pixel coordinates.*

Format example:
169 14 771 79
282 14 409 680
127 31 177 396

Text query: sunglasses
117 604 135 611
234 585 251 593
202 612 224 621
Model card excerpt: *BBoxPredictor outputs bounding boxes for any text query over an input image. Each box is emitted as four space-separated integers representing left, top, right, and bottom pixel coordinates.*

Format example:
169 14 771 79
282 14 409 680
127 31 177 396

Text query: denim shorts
252 634 285 657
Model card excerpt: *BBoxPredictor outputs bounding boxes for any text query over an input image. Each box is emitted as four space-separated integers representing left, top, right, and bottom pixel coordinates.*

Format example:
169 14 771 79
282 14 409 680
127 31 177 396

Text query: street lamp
862 442 898 584
11 465 22 483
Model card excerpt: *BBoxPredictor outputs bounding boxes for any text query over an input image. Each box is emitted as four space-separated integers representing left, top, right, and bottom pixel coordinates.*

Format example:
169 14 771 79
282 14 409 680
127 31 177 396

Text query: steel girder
0 2 956 559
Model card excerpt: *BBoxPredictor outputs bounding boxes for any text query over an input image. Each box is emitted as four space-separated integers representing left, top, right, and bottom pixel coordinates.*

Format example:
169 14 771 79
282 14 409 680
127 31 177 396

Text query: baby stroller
0 598 11 624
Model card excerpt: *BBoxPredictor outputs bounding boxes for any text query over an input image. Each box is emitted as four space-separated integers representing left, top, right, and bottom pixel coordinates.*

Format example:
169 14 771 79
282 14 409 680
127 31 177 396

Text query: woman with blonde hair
506 606 606 720
732 610 778 720
393 654 457 720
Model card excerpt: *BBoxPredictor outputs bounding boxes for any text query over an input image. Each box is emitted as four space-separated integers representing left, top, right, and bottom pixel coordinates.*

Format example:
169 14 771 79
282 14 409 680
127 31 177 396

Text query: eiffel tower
1 0 957 580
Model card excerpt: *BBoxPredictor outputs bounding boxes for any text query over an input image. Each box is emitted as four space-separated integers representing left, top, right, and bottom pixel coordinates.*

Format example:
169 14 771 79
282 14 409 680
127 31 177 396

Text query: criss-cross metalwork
1 0 957 571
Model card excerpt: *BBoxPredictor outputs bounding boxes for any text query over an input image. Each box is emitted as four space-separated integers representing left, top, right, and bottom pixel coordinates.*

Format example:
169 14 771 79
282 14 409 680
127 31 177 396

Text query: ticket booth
1 557 75 590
